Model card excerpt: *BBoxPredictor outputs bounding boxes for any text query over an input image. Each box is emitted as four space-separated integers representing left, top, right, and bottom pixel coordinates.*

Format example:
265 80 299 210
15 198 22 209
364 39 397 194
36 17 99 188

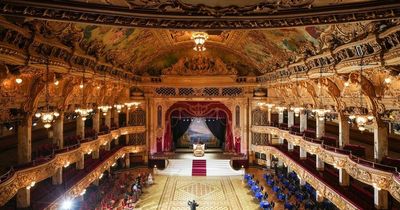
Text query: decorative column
338 112 350 148
267 108 272 143
92 149 99 159
374 122 388 161
126 107 130 127
299 111 307 132
112 108 119 127
374 188 388 209
92 111 100 133
277 158 283 167
316 155 324 171
18 114 32 164
17 114 32 208
105 110 111 129
53 112 64 148
76 116 85 139
125 153 130 168
76 153 84 170
287 111 294 151
105 141 111 151
315 113 325 139
299 147 307 160
288 111 294 128
52 168 62 185
266 153 271 169
278 110 284 144
339 168 350 186
278 111 284 124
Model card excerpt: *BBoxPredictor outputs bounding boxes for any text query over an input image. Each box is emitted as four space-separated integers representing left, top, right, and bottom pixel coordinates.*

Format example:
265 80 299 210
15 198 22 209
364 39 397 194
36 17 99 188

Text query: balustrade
251 125 400 203
0 125 146 206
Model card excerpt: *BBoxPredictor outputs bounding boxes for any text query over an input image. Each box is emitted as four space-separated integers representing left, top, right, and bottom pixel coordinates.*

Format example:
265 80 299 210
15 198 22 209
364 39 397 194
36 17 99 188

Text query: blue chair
284 202 293 210
255 191 263 201
259 201 270 210
251 185 260 193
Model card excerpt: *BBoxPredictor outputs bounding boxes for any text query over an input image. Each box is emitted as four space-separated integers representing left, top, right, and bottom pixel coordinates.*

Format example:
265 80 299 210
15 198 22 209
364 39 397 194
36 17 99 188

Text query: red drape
163 101 233 152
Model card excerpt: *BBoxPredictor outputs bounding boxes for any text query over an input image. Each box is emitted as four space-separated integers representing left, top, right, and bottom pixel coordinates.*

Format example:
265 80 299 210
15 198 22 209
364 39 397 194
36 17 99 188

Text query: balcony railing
251 125 400 203
0 125 146 206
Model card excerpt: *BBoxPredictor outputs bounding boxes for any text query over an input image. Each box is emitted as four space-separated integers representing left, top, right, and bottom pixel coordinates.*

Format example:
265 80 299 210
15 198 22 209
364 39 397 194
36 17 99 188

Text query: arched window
157 106 162 128
235 105 240 128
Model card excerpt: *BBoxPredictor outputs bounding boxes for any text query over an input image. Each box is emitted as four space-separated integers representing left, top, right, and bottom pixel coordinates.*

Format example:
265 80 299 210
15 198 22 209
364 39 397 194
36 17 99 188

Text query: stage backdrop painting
164 101 233 152
175 118 224 148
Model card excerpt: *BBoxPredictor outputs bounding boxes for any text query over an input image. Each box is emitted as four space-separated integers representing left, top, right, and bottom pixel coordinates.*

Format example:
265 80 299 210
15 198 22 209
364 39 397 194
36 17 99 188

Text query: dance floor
134 175 261 210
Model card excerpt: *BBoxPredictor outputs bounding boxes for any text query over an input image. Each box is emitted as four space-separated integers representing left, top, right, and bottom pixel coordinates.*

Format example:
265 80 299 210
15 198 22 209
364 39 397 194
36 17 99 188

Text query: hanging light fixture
75 69 93 121
125 102 140 110
35 59 60 129
98 71 111 115
347 53 374 131
312 67 331 121
191 32 209 52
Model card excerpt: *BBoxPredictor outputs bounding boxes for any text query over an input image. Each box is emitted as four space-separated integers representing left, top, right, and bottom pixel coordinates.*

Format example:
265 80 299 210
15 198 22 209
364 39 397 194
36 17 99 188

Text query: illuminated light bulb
54 80 59 86
344 81 350 87
79 83 83 89
349 115 356 120
15 77 22 84
96 86 100 89
53 112 60 117
35 113 41 118
367 115 374 121
384 77 392 84
44 123 51 129
358 125 366 132
82 117 87 121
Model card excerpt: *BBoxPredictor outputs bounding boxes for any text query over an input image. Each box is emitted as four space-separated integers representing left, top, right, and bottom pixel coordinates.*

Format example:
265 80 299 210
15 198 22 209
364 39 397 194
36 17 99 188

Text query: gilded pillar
16 188 30 208
53 112 64 148
338 112 349 148
18 114 32 164
299 111 307 132
316 155 324 171
76 116 85 139
299 147 307 160
339 168 349 186
113 108 119 127
374 123 388 161
92 110 100 133
315 113 325 139
52 168 62 185
374 188 388 209
76 153 84 170
105 110 111 129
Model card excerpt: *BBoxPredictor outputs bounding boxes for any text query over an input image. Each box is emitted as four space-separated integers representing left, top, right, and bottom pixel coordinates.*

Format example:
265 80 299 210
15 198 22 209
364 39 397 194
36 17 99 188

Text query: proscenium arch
163 101 234 152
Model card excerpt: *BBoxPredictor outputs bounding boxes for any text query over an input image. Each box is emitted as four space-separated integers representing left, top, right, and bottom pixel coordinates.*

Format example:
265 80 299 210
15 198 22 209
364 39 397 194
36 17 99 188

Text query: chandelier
75 70 93 121
98 105 112 116
35 59 60 129
290 106 304 117
98 72 111 116
114 104 124 113
125 102 140 110
191 32 209 52
312 67 331 121
347 54 374 131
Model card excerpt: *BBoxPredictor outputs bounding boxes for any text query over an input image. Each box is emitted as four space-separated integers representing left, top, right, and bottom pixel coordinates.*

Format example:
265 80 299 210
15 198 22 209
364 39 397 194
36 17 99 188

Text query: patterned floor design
134 175 260 210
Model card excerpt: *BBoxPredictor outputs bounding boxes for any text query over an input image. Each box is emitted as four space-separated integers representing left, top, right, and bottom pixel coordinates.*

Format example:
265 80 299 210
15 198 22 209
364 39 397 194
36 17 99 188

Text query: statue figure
188 200 199 210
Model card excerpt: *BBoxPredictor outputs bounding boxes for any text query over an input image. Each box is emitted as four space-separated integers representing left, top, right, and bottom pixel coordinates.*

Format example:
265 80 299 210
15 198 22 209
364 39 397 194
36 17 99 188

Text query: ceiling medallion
191 32 208 52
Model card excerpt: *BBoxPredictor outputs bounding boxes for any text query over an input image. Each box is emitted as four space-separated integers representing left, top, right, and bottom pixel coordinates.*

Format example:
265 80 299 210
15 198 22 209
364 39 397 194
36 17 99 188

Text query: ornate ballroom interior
0 0 400 209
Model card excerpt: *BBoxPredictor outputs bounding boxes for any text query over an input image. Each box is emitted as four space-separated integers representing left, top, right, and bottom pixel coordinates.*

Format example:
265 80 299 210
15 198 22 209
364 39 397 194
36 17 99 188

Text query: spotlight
5 123 14 131
61 199 73 210
54 79 59 86
15 77 22 84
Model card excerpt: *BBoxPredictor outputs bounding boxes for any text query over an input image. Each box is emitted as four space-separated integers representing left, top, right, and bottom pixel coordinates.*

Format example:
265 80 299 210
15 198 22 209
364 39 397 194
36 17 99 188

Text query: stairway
192 160 207 176
157 159 193 176
206 159 244 176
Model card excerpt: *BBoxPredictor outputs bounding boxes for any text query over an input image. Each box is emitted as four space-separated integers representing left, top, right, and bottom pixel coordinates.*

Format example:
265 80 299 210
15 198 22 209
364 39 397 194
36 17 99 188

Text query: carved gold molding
251 126 400 203
0 126 146 206
253 145 359 210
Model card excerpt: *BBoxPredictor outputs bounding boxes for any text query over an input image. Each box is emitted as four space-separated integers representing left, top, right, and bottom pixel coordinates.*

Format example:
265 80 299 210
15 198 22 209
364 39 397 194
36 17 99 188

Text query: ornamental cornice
253 145 358 210
257 24 400 83
0 125 146 206
251 125 400 203
0 1 400 30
